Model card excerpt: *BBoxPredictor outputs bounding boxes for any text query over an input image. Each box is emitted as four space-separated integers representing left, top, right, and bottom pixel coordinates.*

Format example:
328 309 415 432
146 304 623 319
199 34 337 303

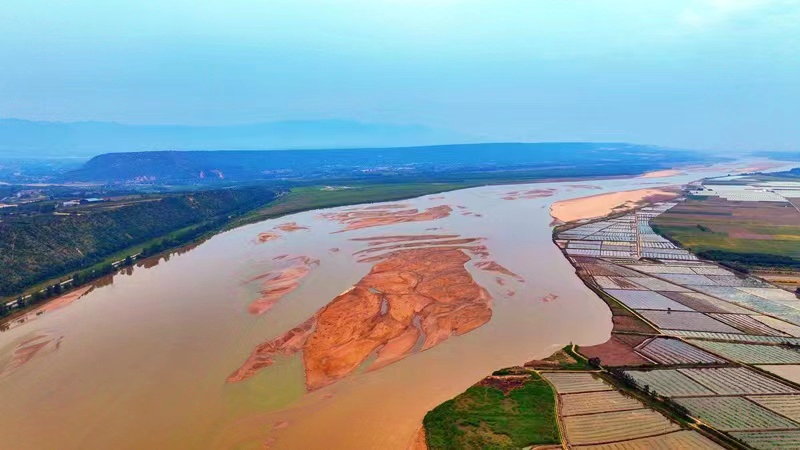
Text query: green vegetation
423 372 560 449
0 186 279 297
651 197 800 269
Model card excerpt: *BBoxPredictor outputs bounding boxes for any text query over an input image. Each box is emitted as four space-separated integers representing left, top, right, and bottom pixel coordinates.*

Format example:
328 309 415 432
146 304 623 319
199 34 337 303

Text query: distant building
61 200 80 207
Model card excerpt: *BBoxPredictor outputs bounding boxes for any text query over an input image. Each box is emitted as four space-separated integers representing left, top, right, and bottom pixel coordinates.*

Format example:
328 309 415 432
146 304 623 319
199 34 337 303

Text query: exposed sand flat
246 256 319 315
0 333 62 376
229 246 492 390
639 169 684 179
322 204 453 231
550 187 680 223
275 222 309 232
257 232 280 243
34 285 94 314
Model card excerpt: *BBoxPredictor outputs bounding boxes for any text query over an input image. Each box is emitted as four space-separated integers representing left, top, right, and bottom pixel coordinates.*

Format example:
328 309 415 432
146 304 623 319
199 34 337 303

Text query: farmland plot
659 291 754 314
624 369 714 397
747 394 800 423
738 287 800 304
756 365 800 386
625 277 689 292
706 314 789 336
594 276 647 290
730 430 800 449
605 290 694 311
692 266 737 276
688 341 800 365
637 310 741 333
564 409 679 445
675 396 799 431
678 367 799 395
636 338 726 365
572 430 724 449
541 372 612 394
623 264 696 275
667 330 800 345
560 390 643 416
660 274 718 286
753 315 800 337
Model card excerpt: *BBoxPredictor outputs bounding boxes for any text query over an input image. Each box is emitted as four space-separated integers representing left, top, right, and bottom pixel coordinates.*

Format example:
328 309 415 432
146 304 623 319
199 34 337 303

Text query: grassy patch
652 197 800 268
423 372 560 449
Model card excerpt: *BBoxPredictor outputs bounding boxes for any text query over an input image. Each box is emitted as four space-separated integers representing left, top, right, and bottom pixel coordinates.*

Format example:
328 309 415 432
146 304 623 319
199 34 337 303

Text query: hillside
0 118 468 158
63 143 715 185
0 186 278 296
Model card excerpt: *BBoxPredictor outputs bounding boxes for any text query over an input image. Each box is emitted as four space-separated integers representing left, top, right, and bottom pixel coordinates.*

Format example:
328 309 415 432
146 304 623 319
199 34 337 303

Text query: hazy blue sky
1 0 798 150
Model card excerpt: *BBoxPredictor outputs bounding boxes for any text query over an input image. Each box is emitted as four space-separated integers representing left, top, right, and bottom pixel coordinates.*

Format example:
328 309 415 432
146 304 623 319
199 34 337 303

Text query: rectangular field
541 372 612 394
667 330 800 344
605 290 694 311
636 338 726 365
560 390 644 416
738 287 800 303
572 430 724 449
564 409 679 445
658 291 754 314
637 310 741 333
624 369 715 397
659 273 718 286
678 367 799 395
675 396 799 431
706 314 790 336
747 395 800 423
730 430 800 450
753 315 800 337
688 341 800 365
625 277 689 292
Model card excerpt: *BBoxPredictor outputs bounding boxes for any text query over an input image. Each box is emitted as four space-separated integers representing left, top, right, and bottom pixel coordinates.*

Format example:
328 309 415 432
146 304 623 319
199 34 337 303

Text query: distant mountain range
63 142 718 185
0 118 472 158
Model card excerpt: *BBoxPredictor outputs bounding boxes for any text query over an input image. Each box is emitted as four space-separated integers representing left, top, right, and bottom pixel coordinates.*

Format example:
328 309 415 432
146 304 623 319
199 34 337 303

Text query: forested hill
63 143 716 185
0 186 278 297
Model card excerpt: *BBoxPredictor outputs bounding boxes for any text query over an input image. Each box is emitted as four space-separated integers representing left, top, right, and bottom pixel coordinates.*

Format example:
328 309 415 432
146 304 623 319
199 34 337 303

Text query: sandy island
550 187 681 223
246 256 319 315
638 169 684 178
321 204 453 232
229 244 495 390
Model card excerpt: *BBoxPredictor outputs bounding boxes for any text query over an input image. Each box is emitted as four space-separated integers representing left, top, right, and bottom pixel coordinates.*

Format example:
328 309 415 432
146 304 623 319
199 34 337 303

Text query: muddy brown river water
0 162 785 449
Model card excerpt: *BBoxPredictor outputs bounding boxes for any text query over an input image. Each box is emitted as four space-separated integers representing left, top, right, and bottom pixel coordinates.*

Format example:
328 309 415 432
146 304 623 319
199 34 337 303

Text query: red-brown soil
502 188 557 201
475 261 524 281
257 232 280 243
246 256 319 315
351 234 460 246
275 222 309 232
229 247 492 390
321 205 453 232
0 333 63 376
35 285 94 314
579 334 652 367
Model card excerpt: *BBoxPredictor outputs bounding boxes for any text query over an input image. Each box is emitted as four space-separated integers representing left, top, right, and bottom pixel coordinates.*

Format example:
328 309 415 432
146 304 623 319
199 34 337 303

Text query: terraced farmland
563 409 680 445
624 369 714 397
747 394 800 422
572 430 724 449
675 396 799 431
679 367 799 395
688 341 800 365
560 390 643 416
637 310 741 333
731 430 800 449
541 372 612 394
636 338 726 365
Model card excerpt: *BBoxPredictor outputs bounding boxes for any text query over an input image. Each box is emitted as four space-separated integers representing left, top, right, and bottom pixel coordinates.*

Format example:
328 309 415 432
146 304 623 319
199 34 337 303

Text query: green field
651 197 800 267
423 371 560 449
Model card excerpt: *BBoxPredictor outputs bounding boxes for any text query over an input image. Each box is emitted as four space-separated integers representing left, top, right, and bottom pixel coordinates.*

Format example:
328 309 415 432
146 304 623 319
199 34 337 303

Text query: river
0 161 786 449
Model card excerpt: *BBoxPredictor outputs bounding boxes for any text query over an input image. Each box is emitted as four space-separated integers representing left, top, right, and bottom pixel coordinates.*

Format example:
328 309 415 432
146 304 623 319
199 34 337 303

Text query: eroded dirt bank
549 187 680 223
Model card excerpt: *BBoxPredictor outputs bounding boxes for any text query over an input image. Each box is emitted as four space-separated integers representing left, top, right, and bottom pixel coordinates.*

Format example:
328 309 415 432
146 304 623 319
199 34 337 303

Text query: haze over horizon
2 0 799 151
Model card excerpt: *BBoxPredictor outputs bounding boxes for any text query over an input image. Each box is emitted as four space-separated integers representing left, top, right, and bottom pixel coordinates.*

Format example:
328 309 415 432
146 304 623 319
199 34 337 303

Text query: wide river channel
0 162 780 449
